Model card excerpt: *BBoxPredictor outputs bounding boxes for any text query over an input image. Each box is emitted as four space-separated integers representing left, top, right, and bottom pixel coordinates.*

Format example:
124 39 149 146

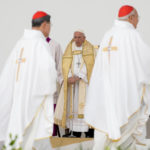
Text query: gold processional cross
102 36 118 64
16 48 26 81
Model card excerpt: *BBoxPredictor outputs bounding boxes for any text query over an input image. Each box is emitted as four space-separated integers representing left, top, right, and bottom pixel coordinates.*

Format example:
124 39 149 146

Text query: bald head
73 31 86 47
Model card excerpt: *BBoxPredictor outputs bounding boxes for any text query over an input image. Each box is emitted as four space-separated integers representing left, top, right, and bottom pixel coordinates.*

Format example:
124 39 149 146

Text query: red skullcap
118 5 134 18
32 11 48 20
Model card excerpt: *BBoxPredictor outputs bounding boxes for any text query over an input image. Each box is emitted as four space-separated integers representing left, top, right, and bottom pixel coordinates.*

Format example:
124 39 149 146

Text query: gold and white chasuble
54 40 95 132
0 29 56 150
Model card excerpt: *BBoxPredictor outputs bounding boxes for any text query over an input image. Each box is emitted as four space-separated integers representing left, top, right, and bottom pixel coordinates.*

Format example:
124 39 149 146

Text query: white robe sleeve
55 44 63 85
77 63 88 83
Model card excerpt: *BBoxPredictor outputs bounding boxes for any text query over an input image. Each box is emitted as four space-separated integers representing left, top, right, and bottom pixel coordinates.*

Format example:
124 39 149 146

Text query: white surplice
85 20 150 145
48 39 63 104
0 29 56 149
66 42 89 132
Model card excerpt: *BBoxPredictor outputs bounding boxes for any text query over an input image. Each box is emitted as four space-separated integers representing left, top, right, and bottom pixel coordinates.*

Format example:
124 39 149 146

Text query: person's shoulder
125 26 137 33
111 25 138 39
37 38 54 58
49 39 62 53
123 27 141 40
51 39 59 44
37 37 49 49
50 39 61 47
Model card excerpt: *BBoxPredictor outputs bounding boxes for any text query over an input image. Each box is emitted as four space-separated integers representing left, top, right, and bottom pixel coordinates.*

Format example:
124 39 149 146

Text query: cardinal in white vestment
0 11 56 150
46 37 63 136
85 5 150 150
54 30 95 138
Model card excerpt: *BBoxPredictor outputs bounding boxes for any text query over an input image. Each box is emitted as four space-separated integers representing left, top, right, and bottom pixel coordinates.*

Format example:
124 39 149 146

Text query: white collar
23 29 45 40
114 20 135 29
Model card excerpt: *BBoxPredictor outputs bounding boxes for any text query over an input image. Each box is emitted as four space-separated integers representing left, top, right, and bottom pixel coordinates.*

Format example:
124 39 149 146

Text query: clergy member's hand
68 77 76 84
74 76 80 82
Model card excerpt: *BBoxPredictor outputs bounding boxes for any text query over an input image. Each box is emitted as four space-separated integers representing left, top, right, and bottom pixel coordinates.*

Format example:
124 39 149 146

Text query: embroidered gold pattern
16 48 26 81
103 36 117 64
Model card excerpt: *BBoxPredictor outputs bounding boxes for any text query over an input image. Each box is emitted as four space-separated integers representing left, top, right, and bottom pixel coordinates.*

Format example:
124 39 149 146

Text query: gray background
0 0 150 71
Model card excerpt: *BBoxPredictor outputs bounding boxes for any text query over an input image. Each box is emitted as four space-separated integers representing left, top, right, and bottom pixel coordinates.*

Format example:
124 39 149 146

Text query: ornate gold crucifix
102 36 118 64
16 48 26 81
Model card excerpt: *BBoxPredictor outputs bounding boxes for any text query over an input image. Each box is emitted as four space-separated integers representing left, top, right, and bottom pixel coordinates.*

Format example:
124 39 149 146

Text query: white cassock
0 29 56 150
85 20 150 150
66 42 89 132
48 39 63 104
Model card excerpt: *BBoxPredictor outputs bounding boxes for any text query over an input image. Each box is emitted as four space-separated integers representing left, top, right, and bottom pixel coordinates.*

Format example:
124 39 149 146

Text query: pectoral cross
102 36 118 64
76 61 81 68
16 48 26 81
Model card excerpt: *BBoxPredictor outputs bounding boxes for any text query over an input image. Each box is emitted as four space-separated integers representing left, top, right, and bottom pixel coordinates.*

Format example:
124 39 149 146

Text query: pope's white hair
118 9 136 20
74 29 85 36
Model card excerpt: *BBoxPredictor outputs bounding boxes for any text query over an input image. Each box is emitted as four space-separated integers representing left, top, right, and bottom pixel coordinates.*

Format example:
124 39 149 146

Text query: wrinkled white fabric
85 20 150 141
0 29 56 149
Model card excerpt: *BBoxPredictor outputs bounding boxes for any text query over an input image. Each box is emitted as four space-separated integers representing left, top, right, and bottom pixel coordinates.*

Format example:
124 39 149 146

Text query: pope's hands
68 76 80 84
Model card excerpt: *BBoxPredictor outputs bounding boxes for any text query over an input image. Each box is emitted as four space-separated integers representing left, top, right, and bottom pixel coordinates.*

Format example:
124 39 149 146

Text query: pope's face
73 32 85 47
